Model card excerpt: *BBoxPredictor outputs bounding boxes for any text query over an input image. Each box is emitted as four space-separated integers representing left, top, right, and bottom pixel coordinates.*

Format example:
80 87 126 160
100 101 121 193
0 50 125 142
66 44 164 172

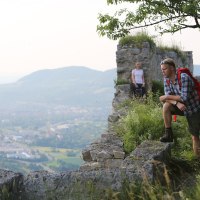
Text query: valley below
0 66 115 174
0 103 109 174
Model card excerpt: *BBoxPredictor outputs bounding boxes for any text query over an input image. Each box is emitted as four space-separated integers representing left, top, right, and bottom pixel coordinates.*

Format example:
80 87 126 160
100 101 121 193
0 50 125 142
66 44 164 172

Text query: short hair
160 58 176 69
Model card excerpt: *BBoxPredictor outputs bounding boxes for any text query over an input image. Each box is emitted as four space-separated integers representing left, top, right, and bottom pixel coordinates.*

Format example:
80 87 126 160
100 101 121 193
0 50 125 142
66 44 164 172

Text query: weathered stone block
82 148 92 162
96 150 113 161
131 140 171 163
101 133 124 147
105 159 124 169
142 48 150 58
115 84 130 93
117 67 125 73
79 162 102 171
90 149 99 161
108 114 119 123
130 48 141 54
113 150 125 159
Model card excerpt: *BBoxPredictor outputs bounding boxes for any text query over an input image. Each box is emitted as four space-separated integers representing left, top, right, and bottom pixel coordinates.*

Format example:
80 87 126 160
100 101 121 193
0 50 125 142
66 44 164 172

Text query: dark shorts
186 110 200 136
171 105 184 116
171 105 200 136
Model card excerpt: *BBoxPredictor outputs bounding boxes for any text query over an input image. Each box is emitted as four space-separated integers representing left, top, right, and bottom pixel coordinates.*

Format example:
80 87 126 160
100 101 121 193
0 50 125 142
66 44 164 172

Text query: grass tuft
157 43 186 63
119 32 156 49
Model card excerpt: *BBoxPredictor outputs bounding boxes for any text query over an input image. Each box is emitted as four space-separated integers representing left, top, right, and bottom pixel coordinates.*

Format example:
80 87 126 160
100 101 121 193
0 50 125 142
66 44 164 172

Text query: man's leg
187 111 200 158
163 102 173 128
192 135 200 157
160 102 174 142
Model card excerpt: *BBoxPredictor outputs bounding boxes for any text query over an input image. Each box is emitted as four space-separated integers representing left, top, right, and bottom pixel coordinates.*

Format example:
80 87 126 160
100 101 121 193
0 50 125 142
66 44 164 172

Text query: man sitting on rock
159 58 200 158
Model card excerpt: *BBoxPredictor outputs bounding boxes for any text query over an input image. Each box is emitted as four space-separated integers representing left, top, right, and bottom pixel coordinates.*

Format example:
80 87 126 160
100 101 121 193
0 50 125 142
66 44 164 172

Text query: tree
97 0 200 40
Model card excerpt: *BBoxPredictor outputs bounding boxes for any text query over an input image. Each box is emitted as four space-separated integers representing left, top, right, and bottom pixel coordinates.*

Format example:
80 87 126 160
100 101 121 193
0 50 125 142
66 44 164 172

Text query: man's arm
159 94 181 103
159 95 186 111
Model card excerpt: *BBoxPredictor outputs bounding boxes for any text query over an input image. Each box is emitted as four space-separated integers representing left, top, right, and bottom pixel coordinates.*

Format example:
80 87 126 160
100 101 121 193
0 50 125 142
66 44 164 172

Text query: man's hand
177 102 187 112
159 95 167 102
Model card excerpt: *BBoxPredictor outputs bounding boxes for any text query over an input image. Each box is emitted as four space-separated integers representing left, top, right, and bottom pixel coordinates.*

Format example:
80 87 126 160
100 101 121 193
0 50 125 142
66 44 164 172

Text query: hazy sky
0 0 199 78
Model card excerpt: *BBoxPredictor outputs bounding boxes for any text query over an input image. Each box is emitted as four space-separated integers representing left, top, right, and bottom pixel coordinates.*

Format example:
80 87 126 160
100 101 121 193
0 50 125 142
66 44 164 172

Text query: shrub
119 32 155 49
158 44 186 63
114 78 129 86
115 93 163 153
152 80 164 96
171 115 193 159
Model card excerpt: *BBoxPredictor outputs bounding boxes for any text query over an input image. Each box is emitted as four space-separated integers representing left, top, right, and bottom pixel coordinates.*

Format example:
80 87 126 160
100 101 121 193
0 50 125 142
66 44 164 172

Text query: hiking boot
160 128 173 143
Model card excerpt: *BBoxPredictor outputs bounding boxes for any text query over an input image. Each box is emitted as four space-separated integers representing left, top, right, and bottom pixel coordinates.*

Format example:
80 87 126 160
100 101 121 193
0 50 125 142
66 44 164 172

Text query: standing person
130 62 146 97
159 58 200 157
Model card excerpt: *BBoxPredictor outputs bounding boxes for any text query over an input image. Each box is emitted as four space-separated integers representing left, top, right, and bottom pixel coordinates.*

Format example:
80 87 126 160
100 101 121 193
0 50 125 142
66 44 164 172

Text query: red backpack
177 68 200 99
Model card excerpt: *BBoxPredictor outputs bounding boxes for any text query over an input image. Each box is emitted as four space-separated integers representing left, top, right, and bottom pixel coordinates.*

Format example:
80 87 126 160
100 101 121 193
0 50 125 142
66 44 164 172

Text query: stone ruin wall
116 42 193 91
110 41 193 115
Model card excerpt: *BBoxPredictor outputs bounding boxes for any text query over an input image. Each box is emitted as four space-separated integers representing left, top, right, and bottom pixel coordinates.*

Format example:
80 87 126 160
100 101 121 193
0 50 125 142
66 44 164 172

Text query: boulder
0 169 23 200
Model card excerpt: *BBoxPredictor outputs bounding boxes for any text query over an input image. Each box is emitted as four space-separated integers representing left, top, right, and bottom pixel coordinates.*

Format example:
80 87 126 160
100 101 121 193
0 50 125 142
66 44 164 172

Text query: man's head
160 58 176 78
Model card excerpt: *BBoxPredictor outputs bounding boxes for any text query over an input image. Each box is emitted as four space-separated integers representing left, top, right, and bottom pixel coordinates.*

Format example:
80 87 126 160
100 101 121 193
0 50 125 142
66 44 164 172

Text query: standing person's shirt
164 73 200 116
132 69 144 84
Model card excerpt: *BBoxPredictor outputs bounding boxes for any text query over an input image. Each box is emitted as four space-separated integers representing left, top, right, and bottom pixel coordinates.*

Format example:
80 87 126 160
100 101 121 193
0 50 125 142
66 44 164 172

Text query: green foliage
115 93 163 153
57 173 200 199
158 44 186 63
115 93 191 155
114 78 129 86
121 179 171 200
171 116 193 160
1 185 10 200
151 80 164 96
102 172 200 200
104 188 120 200
184 175 200 199
97 0 200 40
119 32 155 48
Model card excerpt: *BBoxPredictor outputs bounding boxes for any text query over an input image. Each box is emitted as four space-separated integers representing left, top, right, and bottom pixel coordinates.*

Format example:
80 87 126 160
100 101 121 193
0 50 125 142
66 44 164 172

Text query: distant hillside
0 66 116 107
194 65 200 76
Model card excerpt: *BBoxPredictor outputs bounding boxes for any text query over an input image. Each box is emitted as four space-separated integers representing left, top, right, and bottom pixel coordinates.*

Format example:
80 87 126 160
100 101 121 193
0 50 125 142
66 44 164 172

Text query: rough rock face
0 169 23 200
21 140 171 200
0 140 172 200
81 132 124 170
116 42 193 91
